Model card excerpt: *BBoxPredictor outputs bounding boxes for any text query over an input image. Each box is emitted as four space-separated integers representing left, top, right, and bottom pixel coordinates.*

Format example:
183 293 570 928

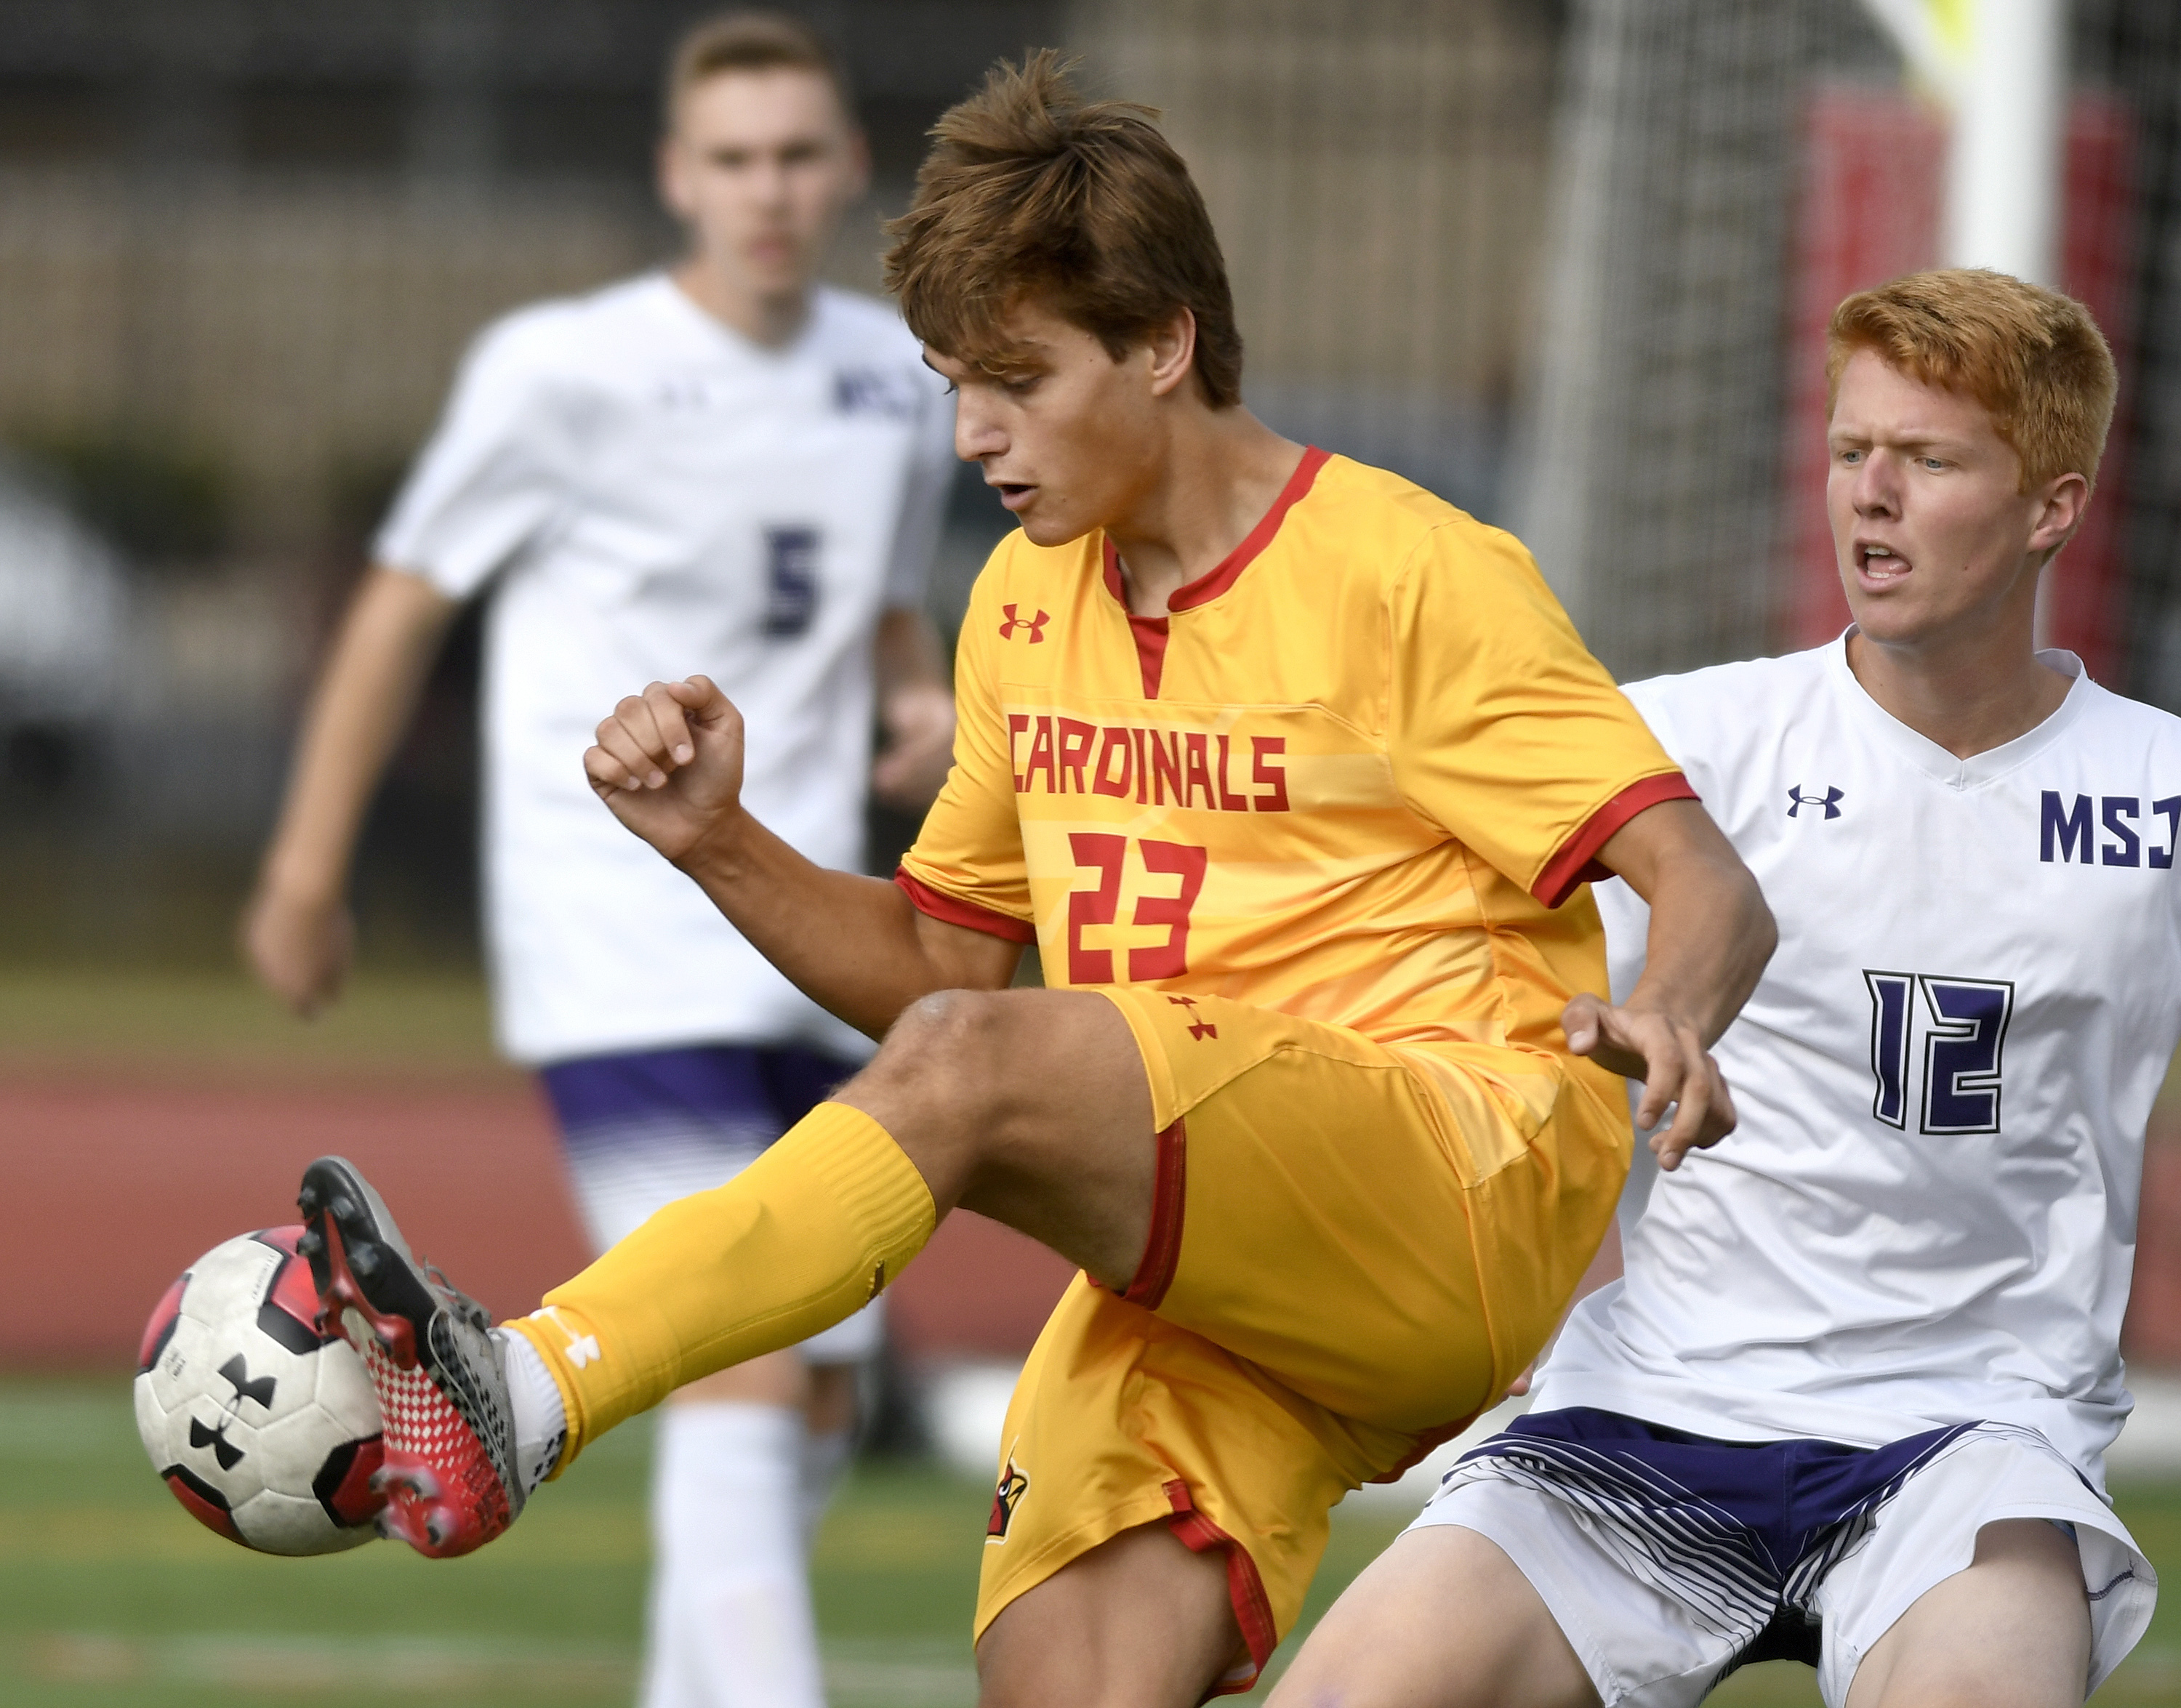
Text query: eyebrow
1827 425 1975 451
921 347 1048 382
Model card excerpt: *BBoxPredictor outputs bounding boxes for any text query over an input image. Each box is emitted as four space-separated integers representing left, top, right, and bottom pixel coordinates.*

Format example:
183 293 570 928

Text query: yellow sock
505 1102 935 1470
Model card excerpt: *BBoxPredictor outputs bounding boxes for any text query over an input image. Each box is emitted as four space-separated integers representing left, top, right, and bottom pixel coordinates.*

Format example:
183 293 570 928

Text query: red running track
36 1071 2166 1376
1 1074 1074 1369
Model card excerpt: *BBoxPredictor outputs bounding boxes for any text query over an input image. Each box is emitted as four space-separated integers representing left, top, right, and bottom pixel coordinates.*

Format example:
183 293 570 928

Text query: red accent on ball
254 1225 329 1343
165 1470 245 1544
138 1274 188 1374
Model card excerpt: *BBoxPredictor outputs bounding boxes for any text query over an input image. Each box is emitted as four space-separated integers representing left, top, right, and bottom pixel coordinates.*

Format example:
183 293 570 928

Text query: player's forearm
677 812 1010 1037
259 565 459 901
1624 850 1774 1047
1596 798 1774 1047
875 605 947 698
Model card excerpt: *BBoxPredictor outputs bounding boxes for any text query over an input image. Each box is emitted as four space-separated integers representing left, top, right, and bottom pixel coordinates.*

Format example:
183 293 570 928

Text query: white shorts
1411 1411 2154 1707
539 1044 884 1367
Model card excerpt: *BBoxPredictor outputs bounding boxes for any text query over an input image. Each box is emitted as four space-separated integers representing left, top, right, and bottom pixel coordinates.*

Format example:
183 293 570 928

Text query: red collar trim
1099 445 1330 615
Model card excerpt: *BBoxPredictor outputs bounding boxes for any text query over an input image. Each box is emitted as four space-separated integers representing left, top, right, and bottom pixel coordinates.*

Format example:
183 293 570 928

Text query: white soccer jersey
1535 635 2181 1486
377 275 955 1063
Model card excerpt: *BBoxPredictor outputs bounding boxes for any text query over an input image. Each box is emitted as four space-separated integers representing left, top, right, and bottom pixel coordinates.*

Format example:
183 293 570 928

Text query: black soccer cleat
297 1156 524 1557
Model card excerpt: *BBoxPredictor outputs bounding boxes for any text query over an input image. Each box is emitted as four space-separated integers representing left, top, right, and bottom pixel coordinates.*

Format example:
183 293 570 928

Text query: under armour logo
999 604 1050 643
218 1354 277 1411
1166 995 1217 1041
532 1307 602 1369
1787 785 1844 820
190 1415 245 1470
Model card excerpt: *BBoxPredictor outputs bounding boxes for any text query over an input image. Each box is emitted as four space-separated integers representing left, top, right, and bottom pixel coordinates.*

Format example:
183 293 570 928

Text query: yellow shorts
973 988 1628 1694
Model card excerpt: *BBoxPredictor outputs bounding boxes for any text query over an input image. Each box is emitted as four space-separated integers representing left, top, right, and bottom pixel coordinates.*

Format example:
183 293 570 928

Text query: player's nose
952 401 1007 462
1851 453 1902 515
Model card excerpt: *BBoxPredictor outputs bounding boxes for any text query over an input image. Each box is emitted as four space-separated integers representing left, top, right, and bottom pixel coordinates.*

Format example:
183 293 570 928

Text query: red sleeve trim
1531 772 1701 909
893 869 1037 944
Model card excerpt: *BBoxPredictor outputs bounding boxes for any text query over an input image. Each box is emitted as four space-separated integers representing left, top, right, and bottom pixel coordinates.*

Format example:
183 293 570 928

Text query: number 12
1864 971 2014 1135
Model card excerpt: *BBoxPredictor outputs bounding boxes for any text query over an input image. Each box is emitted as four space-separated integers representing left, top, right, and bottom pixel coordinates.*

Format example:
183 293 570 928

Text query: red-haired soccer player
1277 273 2165 1708
297 55 1773 1706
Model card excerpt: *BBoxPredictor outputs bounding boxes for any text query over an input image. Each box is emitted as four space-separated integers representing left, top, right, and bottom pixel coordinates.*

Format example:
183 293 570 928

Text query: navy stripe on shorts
1445 1407 1978 1668
539 1043 856 1160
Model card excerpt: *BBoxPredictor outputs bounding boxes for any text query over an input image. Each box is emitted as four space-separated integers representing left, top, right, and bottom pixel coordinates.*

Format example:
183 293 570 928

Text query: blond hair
1826 268 2117 492
663 11 851 129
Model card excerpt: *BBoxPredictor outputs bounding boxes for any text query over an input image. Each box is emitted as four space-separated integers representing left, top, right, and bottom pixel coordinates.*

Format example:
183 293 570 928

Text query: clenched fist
584 676 749 866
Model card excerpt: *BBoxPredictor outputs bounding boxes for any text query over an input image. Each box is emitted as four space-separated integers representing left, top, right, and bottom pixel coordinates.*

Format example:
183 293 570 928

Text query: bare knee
870 988 1017 1103
840 987 1154 1272
851 986 1132 1155
835 990 1035 1205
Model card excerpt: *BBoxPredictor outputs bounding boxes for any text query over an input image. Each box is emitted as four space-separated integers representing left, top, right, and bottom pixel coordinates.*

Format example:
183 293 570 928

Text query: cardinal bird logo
987 1457 1029 1541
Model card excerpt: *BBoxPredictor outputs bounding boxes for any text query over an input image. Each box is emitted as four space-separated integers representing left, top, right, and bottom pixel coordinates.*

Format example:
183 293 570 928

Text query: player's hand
585 675 748 865
1561 992 1736 1172
241 882 353 1018
872 682 955 811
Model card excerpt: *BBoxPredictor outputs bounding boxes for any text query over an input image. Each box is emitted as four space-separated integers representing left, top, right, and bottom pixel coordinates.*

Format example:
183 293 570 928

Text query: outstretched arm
243 565 461 1015
1565 797 1775 1171
585 676 1019 1037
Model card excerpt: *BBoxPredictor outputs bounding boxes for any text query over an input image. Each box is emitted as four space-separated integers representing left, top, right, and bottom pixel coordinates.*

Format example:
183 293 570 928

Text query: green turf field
2 1379 2177 1706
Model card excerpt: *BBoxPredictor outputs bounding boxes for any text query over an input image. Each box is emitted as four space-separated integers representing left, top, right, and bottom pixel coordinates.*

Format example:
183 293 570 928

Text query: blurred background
6 1 2181 1704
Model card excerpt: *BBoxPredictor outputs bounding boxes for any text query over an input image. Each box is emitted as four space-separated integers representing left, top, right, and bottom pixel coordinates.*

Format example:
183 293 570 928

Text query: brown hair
883 52 1244 408
1825 268 2117 492
664 11 852 129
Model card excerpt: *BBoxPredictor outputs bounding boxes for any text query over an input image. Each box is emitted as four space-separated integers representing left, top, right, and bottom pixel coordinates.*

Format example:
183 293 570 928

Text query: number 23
1067 834 1207 984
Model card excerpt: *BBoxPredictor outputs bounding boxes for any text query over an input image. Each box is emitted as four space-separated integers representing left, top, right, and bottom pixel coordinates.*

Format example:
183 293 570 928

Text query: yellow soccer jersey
896 449 1691 1138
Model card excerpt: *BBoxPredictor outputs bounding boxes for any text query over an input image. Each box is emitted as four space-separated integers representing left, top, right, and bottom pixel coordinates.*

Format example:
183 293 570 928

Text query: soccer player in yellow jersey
297 54 1775 1705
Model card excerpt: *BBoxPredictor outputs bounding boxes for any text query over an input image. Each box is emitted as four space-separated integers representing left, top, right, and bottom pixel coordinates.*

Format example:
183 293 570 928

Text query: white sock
799 1424 853 1547
493 1326 566 1495
639 1403 824 1708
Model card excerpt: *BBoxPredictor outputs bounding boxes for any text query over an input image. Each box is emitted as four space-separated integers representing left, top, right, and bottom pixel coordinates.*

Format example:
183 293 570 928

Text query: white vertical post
1943 0 2068 286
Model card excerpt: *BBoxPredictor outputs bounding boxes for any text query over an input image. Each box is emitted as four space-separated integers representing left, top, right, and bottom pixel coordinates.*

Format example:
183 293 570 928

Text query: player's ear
1145 307 1199 400
2028 470 2090 562
840 124 872 206
657 131 695 223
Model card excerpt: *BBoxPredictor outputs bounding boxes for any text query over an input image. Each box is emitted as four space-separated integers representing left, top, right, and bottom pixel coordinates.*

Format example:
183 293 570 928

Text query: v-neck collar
1101 446 1330 617
1825 627 2092 789
1100 448 1329 700
654 272 827 365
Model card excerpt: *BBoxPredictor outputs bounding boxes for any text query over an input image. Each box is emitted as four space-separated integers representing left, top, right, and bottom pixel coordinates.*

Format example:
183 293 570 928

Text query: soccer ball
134 1225 385 1555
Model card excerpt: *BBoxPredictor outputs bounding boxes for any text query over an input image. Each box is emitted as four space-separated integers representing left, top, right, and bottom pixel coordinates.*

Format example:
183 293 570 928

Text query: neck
671 254 811 348
1844 592 2069 760
1106 407 1305 616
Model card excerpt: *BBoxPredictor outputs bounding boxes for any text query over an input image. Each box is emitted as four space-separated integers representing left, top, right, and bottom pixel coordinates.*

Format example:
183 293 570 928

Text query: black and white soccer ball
134 1225 386 1555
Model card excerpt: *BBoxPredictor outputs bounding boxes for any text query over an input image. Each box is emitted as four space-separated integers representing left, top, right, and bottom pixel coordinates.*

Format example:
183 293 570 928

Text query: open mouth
1856 544 1911 581
992 482 1035 511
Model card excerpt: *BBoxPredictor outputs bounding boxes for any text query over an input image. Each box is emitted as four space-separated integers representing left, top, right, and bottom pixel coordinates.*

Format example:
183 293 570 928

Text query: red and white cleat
296 1156 525 1558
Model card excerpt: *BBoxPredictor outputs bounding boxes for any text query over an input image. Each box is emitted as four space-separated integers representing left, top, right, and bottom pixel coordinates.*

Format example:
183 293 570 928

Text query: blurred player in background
243 15 955 1708
289 56 1775 1707
1277 273 2165 1708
